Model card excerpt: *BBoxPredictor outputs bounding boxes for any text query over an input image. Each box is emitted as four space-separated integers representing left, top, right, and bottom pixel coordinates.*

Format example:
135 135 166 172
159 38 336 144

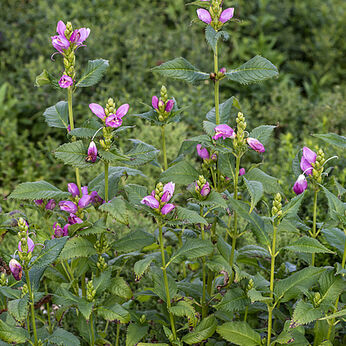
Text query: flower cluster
34 198 56 210
152 85 175 122
141 182 176 216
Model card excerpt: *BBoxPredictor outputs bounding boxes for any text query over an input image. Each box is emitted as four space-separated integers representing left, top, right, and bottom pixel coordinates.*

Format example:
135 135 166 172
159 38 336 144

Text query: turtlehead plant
2 2 345 346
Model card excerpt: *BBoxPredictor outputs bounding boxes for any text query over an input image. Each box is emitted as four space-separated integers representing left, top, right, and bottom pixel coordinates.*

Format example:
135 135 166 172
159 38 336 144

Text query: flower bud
34 199 44 207
293 175 308 195
247 137 265 153
200 182 211 197
161 203 175 215
9 259 22 281
196 144 210 160
68 183 80 197
53 223 64 238
45 199 56 210
165 99 174 113
239 168 246 176
18 237 35 253
87 141 98 163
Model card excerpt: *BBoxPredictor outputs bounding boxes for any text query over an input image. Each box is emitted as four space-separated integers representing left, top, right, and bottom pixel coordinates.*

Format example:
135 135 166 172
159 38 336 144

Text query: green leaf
8 180 70 200
98 303 130 323
110 277 132 300
319 270 346 304
199 191 228 209
176 207 208 225
243 178 263 213
59 237 97 261
47 328 80 346
322 228 345 255
206 96 241 124
281 192 305 219
274 267 325 302
68 127 97 138
203 120 216 137
43 101 69 129
126 324 149 346
170 301 196 321
238 245 270 258
115 230 155 253
55 140 94 169
160 161 199 184
76 59 109 87
98 148 130 163
206 254 233 276
321 186 346 224
225 55 279 84
134 256 154 280
313 133 346 149
0 320 29 343
151 57 209 84
99 197 129 225
8 296 28 322
319 309 346 320
181 315 217 344
284 236 335 254
152 269 177 302
244 168 282 194
249 125 276 146
217 321 261 345
125 139 160 166
93 270 112 295
125 184 148 206
215 288 250 313
293 300 323 325
205 26 229 53
35 69 59 88
0 287 20 300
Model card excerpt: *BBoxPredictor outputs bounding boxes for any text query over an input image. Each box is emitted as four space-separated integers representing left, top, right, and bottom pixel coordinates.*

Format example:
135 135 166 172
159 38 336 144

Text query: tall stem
200 206 207 318
214 43 220 125
115 324 120 346
44 280 52 333
25 269 38 345
67 87 81 192
158 222 176 340
161 125 168 171
267 224 278 346
90 312 95 346
311 190 319 266
104 161 109 202
177 231 187 278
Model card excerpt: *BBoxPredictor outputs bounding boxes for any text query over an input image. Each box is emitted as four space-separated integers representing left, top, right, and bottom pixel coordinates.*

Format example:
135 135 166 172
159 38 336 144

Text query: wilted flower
90 191 104 206
247 137 265 153
141 196 160 209
9 259 22 281
87 141 98 163
18 237 35 253
293 175 308 195
59 201 78 214
58 74 73 88
213 124 236 140
45 199 56 210
68 183 80 197
239 168 246 176
196 144 210 160
300 146 316 176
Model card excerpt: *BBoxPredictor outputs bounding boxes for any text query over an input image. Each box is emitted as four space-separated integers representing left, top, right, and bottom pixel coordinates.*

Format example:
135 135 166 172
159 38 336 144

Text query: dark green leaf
126 324 149 346
43 101 69 129
313 133 346 149
181 315 217 344
115 230 155 253
249 125 276 146
284 236 335 254
205 25 229 53
100 197 129 225
160 161 199 184
217 321 261 345
76 59 109 87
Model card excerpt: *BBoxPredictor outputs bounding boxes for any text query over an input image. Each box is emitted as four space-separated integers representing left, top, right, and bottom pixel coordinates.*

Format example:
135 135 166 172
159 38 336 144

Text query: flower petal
197 9 212 24
89 103 106 120
219 8 234 23
116 104 129 118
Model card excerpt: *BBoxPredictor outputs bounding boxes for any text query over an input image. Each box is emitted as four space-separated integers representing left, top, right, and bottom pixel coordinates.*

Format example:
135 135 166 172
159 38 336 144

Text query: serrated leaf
284 236 334 254
225 55 279 84
98 148 130 163
152 269 177 302
243 178 263 213
319 309 346 320
205 25 229 53
160 161 200 184
125 184 148 206
59 237 96 260
203 120 216 137
206 96 241 124
9 181 70 200
281 192 305 219
313 133 346 149
134 256 154 280
176 206 208 225
215 288 250 313
68 127 97 138
293 300 323 325
110 277 132 299
199 191 228 209
170 301 196 321
181 315 217 344
206 254 233 276
319 270 346 304
98 303 130 323
244 168 282 194
93 270 112 295
217 321 261 345
0 320 29 343
238 245 270 258
126 324 149 346
151 57 209 84
100 197 129 225
322 228 345 255
8 296 28 322
76 59 109 87
247 288 271 303
249 125 276 146
321 186 346 224
43 101 69 129
47 328 80 346
124 139 160 166
55 140 94 169
35 69 59 88
115 230 155 253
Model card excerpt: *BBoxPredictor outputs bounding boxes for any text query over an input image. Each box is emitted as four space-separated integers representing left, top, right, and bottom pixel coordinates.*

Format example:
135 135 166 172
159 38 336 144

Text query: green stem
81 273 86 298
311 190 319 266
90 312 95 346
44 280 52 333
200 207 207 318
115 323 120 346
244 306 248 322
267 306 273 346
214 42 220 125
161 125 168 171
25 269 38 345
158 222 176 340
67 86 81 192
104 161 109 202
177 231 187 278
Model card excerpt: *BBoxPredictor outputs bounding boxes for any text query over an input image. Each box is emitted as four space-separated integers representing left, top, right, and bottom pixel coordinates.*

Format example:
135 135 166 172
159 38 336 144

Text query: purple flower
90 191 104 206
165 99 174 112
34 199 44 206
161 203 175 215
141 196 160 209
162 182 175 203
63 224 69 236
196 144 210 160
53 223 64 238
81 186 88 195
68 183 80 197
152 96 159 110
70 28 90 45
293 175 308 195
200 182 211 197
300 147 317 176
9 259 22 281
51 35 70 53
105 114 123 128
56 20 67 38
58 74 73 88
18 237 35 253
89 103 106 120
247 137 265 153
213 124 236 140
78 194 91 209
45 199 56 210
197 9 212 24
87 141 98 163
68 214 83 225
239 168 246 176
59 201 78 214
219 67 226 74
219 8 234 23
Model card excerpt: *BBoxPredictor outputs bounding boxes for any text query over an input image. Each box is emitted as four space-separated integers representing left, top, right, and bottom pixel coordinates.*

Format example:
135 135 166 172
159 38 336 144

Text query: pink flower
58 74 73 88
59 201 78 214
300 147 316 176
90 103 129 128
196 144 210 160
219 8 234 23
9 259 22 281
90 191 104 206
78 194 91 209
162 182 175 203
45 199 56 210
197 9 212 24
34 199 44 206
219 67 227 74
161 203 175 215
141 195 160 209
63 224 69 236
18 237 35 253
87 141 98 163
165 100 175 112
200 182 211 197
239 168 246 176
51 35 70 53
293 175 308 195
89 103 106 120
152 96 159 110
213 124 236 140
105 114 123 128
68 214 83 225
68 183 80 197
70 28 90 46
53 223 64 238
247 138 265 153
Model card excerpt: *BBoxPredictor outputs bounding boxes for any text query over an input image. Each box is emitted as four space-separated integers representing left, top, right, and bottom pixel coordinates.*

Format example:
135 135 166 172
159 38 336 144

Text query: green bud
158 115 164 122
0 273 7 286
139 314 146 324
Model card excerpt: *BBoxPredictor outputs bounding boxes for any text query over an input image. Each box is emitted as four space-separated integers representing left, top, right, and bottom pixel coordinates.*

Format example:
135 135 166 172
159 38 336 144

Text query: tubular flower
239 168 246 176
58 74 73 88
162 182 175 202
18 237 35 253
197 9 212 24
45 199 56 210
51 35 70 53
219 8 235 23
200 182 211 197
9 259 22 281
59 201 78 214
87 141 98 163
53 223 64 238
63 224 69 236
300 146 317 176
293 175 308 195
68 183 80 197
213 124 236 140
89 103 129 128
197 7 234 26
247 137 265 153
165 99 174 112
70 28 90 46
196 144 210 160
78 194 92 209
141 196 160 209
34 199 44 206
161 204 175 215
68 214 83 225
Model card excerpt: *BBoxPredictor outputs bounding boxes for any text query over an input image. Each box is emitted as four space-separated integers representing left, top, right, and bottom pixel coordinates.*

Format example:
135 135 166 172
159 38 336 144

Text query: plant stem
25 269 38 345
311 190 319 266
200 207 207 318
177 231 187 278
115 323 120 346
81 273 86 298
67 86 81 192
44 280 52 333
161 125 168 171
158 222 176 340
267 224 278 346
244 306 248 322
214 42 220 125
104 161 109 202
90 312 95 346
